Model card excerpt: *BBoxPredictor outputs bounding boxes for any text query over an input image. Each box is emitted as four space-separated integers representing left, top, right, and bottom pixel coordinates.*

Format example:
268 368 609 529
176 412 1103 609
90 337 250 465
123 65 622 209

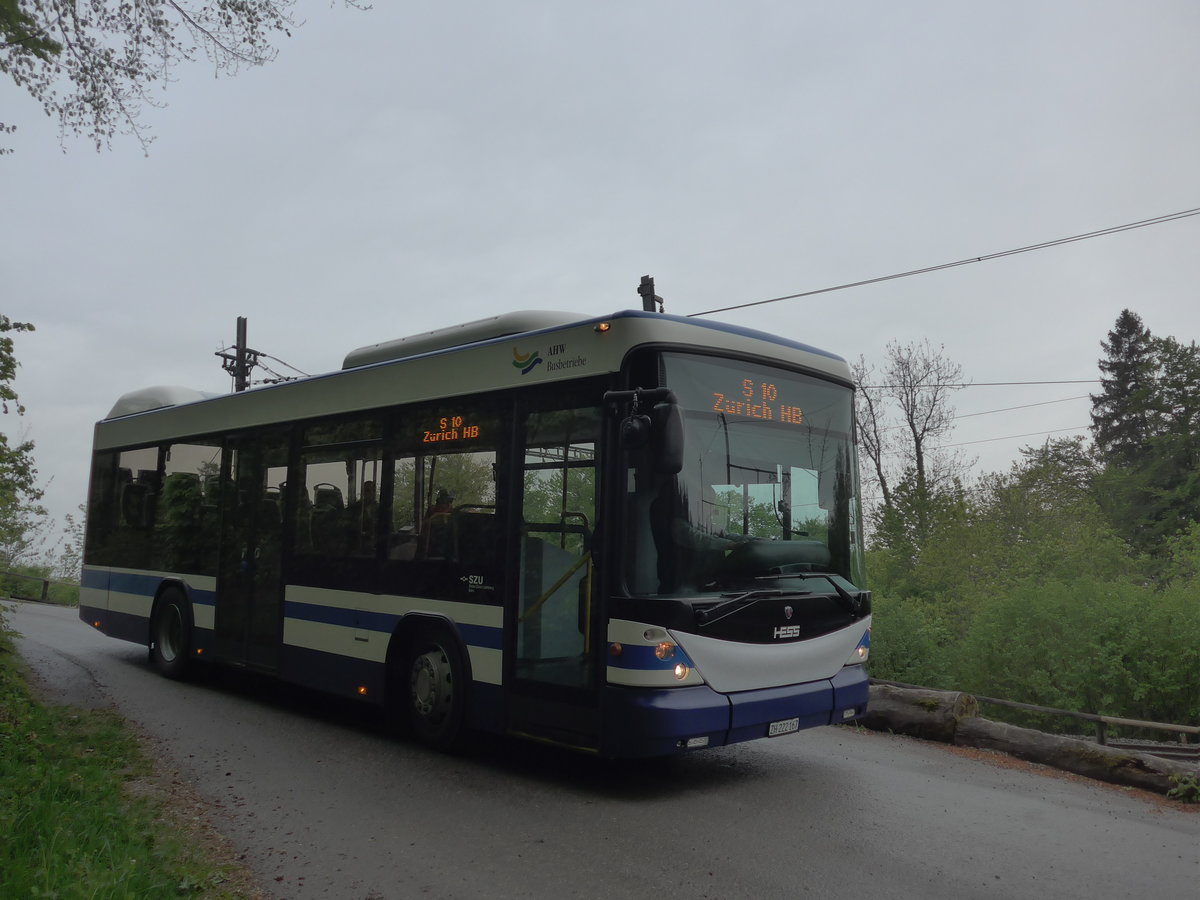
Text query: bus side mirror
605 388 683 474
619 414 652 450
652 401 683 474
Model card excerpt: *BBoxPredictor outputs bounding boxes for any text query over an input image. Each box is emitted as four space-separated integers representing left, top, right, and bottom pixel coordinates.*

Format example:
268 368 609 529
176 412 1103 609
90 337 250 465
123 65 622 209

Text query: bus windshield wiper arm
755 572 868 617
695 590 783 627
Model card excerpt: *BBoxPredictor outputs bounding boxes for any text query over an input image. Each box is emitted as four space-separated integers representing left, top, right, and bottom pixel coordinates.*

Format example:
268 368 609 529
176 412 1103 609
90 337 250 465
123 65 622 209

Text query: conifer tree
1090 309 1157 468
1090 311 1200 552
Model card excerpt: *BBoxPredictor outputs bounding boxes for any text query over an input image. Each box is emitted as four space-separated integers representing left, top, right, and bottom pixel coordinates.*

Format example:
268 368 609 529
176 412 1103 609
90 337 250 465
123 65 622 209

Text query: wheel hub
411 648 452 720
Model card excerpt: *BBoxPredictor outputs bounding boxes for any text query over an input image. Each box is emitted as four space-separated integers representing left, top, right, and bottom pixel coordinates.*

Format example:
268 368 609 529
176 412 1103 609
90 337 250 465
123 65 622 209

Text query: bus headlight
845 629 870 665
674 663 690 680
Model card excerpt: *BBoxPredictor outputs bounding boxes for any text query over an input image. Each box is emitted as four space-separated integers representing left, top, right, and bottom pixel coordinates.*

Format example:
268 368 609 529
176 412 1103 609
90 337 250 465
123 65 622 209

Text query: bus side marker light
609 642 623 657
594 322 611 333
92 620 102 629
358 686 368 696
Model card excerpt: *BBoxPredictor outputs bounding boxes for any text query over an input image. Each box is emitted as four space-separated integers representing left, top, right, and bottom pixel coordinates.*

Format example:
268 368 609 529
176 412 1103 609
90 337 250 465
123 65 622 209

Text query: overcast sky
3 0 1199 536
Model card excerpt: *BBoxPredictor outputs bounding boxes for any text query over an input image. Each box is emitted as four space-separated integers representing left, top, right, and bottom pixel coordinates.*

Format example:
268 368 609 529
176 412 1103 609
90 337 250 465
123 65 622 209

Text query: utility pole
216 316 260 392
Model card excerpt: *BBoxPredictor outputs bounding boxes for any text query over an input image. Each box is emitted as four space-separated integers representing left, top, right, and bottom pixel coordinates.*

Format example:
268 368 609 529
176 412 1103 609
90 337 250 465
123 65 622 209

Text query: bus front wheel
405 631 465 750
149 588 192 680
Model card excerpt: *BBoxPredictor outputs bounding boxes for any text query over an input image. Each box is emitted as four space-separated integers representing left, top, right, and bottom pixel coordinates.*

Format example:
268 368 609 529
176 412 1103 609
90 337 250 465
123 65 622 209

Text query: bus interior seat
453 508 497 566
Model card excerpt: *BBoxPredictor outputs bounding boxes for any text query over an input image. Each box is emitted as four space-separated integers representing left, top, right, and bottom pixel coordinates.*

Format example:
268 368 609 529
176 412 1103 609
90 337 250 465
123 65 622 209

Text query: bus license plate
768 717 800 737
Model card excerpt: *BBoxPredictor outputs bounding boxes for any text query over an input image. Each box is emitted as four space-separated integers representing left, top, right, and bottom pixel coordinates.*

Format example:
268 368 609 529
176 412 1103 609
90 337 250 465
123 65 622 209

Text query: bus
80 304 871 757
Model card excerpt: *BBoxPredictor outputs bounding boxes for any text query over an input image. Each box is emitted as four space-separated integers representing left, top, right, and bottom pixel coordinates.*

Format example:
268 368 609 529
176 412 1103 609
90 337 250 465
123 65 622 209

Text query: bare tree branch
0 1 369 151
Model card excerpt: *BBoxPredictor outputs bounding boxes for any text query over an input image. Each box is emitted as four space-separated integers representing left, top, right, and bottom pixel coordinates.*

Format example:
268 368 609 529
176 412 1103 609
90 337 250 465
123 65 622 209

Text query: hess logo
773 625 801 639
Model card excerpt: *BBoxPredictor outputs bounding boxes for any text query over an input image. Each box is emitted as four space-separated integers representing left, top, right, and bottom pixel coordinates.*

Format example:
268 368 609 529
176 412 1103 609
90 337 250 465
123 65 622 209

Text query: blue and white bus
80 304 871 757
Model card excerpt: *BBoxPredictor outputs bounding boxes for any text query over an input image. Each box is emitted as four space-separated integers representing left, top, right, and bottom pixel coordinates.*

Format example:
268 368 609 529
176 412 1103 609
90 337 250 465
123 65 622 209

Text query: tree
1 314 33 413
1090 309 1157 468
2 1 360 151
0 314 45 571
854 340 972 558
0 432 46 569
1090 311 1200 552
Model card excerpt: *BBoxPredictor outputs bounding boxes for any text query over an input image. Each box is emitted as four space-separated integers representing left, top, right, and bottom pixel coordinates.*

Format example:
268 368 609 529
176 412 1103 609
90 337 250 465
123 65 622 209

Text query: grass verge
0 607 264 899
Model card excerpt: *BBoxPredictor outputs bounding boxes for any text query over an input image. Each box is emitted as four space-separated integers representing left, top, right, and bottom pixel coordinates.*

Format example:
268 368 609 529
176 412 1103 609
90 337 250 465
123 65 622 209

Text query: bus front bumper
601 665 869 758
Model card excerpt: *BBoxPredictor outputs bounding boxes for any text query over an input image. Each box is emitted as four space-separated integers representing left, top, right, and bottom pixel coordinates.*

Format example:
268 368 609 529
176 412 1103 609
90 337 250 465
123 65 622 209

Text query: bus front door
507 407 603 752
215 430 289 671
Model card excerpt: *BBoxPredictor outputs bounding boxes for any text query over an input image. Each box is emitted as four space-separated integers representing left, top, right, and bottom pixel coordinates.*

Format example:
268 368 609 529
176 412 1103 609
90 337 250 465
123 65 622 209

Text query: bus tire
149 588 192 680
404 628 466 750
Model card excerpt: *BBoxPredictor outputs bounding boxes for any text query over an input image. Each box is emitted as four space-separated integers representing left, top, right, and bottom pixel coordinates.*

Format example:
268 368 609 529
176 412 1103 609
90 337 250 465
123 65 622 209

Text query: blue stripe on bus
107 570 164 597
82 568 217 608
81 567 109 590
81 566 218 609
607 643 694 671
283 600 504 650
458 622 504 650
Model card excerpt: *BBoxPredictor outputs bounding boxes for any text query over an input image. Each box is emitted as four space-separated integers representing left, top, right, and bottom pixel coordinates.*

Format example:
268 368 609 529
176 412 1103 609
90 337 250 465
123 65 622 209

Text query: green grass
0 608 262 899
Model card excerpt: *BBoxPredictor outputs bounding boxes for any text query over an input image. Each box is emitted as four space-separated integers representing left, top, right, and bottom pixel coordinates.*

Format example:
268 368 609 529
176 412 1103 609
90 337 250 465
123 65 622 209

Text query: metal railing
0 570 76 604
871 678 1200 761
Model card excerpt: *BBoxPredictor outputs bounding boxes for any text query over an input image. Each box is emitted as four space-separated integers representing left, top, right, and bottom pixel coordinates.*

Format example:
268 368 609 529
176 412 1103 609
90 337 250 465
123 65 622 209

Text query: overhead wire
944 426 1091 448
955 395 1091 420
258 352 310 377
862 379 1099 388
686 206 1200 318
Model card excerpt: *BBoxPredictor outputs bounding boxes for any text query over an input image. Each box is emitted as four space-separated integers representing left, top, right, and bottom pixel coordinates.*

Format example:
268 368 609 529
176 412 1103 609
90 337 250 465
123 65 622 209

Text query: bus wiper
754 572 869 617
695 590 783 627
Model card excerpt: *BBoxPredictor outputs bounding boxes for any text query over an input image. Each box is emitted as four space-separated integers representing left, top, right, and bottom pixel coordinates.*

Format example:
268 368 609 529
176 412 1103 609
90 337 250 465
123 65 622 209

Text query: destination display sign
661 352 852 437
422 414 482 444
711 378 805 425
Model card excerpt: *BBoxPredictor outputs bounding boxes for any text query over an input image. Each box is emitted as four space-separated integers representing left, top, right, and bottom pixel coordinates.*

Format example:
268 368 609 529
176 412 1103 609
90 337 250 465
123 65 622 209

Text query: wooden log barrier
954 717 1197 794
856 684 979 743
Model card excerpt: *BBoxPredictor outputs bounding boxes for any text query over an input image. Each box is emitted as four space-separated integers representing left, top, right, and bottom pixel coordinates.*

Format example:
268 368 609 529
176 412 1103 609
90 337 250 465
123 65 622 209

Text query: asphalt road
6 599 1198 900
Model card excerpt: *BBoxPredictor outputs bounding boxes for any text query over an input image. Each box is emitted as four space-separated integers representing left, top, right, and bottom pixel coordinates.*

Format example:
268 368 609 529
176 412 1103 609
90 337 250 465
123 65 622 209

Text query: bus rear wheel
150 588 192 680
405 631 465 750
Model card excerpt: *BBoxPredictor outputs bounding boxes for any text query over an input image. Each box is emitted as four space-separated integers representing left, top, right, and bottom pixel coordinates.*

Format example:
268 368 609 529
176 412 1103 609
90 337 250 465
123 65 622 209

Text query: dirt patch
936 736 1198 814
125 730 272 899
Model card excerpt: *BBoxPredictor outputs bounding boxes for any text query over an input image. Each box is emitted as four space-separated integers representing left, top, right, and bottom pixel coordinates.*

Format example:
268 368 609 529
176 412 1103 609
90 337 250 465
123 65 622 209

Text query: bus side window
389 450 498 565
297 446 384 560
157 440 222 576
389 456 420 559
108 447 159 570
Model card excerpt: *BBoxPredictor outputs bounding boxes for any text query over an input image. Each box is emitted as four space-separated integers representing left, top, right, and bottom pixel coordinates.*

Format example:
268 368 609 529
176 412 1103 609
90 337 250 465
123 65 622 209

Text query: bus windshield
623 352 863 596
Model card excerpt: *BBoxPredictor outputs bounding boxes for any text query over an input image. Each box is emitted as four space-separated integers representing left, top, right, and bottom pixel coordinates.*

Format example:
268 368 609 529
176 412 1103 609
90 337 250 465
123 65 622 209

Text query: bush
952 575 1200 732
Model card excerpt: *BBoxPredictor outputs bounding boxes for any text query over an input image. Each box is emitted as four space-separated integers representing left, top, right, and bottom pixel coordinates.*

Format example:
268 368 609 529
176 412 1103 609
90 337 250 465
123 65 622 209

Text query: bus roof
97 310 850 447
342 310 582 369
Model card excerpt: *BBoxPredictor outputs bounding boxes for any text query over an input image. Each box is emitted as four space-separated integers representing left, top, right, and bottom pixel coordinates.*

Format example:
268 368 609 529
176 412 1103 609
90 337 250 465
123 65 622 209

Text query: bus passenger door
215 430 289 671
507 407 603 751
